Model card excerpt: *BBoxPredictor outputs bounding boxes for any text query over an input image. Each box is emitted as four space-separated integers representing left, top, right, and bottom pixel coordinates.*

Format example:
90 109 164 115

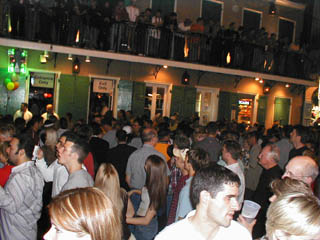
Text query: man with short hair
252 143 283 238
126 128 169 190
126 0 139 22
156 166 251 239
244 131 262 199
193 122 221 163
102 118 118 149
222 140 245 205
14 102 33 123
58 134 93 191
288 125 309 160
41 104 59 122
107 129 136 191
282 156 319 186
175 148 210 221
0 135 44 240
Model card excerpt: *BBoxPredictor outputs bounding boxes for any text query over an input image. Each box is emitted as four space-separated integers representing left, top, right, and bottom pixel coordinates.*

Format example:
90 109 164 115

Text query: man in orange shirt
155 129 171 162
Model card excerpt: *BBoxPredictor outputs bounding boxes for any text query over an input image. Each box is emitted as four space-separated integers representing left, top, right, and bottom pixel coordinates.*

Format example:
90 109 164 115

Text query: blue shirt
175 176 193 221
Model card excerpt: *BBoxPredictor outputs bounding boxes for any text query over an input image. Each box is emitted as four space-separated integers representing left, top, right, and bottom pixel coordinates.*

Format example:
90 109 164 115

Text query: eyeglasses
283 170 310 179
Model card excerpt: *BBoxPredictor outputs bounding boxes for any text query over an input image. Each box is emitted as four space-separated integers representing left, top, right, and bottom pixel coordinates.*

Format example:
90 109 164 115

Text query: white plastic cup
241 200 261 223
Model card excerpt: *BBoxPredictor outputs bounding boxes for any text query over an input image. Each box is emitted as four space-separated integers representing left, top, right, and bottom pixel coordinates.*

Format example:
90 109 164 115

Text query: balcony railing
1 4 314 81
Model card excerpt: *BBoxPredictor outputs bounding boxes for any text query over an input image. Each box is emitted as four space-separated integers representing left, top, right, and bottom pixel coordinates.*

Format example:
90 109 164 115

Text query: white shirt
226 162 245 205
126 5 139 22
13 109 33 122
156 210 252 240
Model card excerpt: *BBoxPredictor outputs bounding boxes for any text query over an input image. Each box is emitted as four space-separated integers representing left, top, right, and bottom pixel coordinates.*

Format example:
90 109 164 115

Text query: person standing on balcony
10 0 26 39
114 1 129 22
126 0 139 23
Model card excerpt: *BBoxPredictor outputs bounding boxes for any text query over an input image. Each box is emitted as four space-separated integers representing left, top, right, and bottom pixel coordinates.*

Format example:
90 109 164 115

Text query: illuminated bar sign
239 100 250 105
30 72 55 88
93 79 113 93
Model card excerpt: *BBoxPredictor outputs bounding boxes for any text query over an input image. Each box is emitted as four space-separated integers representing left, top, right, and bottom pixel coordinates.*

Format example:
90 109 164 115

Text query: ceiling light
43 50 49 58
67 54 73 61
285 83 290 88
85 56 91 63
163 65 168 69
259 79 264 84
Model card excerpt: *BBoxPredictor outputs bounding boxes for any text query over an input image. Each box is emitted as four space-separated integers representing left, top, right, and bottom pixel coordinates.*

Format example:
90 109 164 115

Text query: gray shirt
103 129 118 149
275 138 293 170
193 136 221 163
245 144 262 191
126 144 170 189
227 162 245 205
0 161 44 240
61 169 93 192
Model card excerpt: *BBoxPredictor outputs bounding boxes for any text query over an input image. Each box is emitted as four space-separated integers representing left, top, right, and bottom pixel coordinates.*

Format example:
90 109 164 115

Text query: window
201 0 223 25
278 18 295 44
242 8 262 30
144 83 168 119
151 0 176 17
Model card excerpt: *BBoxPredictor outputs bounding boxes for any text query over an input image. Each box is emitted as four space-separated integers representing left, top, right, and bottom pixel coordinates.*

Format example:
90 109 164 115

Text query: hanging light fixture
72 57 80 74
67 54 73 61
43 50 49 58
85 56 91 63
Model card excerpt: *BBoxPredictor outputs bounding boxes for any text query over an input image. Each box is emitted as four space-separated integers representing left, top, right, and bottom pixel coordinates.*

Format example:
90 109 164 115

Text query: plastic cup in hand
241 200 261 223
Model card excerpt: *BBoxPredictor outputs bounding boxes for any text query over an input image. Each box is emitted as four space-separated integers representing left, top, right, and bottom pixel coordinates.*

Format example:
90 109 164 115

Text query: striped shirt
0 161 44 240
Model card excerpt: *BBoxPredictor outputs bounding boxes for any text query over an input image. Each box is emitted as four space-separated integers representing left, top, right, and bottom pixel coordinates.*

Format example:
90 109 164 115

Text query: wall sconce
181 71 190 85
153 65 168 79
269 2 277 15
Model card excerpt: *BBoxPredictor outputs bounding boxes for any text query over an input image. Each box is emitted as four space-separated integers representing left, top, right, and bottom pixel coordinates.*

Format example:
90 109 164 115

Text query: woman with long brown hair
126 155 168 240
95 163 134 240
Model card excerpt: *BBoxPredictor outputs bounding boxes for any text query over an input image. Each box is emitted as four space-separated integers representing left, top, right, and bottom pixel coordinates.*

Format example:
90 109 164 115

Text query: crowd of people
0 101 320 240
1 0 315 79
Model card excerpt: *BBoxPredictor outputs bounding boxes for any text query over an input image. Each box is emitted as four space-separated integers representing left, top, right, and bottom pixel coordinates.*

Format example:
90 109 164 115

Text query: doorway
88 77 115 122
144 83 168 120
28 71 57 116
195 87 219 125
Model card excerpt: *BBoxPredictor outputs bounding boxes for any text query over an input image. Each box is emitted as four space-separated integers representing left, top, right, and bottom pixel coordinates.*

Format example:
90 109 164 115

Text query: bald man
41 104 59 122
282 156 319 186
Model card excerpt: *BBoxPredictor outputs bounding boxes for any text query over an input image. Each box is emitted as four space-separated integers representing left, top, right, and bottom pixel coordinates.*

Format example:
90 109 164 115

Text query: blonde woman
95 163 134 240
44 187 121 240
265 192 320 240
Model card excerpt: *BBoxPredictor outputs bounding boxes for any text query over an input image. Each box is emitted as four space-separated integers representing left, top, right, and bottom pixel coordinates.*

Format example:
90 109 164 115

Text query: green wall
0 69 27 116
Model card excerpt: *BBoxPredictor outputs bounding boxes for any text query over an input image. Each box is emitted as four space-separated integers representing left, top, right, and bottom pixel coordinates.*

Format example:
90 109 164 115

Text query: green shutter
218 91 231 121
183 87 197 119
58 74 89 121
274 97 291 126
170 85 185 116
131 81 146 117
257 95 268 125
117 80 133 111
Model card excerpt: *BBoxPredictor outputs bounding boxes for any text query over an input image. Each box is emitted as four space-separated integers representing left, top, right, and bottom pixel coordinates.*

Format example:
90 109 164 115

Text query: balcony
1 4 316 86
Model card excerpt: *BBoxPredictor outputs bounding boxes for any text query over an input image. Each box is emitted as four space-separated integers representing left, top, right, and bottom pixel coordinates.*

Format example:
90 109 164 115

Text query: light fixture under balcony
85 56 91 63
67 54 73 61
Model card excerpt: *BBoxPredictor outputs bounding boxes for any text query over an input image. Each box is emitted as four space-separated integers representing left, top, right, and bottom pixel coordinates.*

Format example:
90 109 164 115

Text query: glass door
144 84 167 119
196 88 219 125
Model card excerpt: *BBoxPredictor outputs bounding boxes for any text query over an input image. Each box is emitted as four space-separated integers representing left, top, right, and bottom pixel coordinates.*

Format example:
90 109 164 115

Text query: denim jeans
134 216 158 240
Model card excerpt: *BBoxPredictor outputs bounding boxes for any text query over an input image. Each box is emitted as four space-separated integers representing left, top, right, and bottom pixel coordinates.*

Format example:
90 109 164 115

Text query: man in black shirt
252 143 283 239
107 130 136 191
288 125 309 160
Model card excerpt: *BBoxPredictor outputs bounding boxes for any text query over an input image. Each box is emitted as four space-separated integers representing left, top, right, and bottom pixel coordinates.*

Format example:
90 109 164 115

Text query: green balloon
4 78 11 86
6 82 14 91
